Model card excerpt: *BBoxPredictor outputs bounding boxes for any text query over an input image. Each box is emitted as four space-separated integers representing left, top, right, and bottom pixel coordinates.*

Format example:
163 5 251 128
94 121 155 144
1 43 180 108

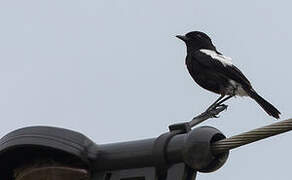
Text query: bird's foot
216 104 228 111
189 103 228 127
208 104 228 118
206 103 218 112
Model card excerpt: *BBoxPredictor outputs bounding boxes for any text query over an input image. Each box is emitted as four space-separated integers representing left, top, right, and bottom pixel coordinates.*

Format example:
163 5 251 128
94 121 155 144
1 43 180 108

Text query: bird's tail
245 88 281 119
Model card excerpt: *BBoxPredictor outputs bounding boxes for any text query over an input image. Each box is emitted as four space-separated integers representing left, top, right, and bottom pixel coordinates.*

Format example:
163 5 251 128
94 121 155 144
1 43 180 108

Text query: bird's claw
207 103 228 118
213 114 220 118
217 104 228 110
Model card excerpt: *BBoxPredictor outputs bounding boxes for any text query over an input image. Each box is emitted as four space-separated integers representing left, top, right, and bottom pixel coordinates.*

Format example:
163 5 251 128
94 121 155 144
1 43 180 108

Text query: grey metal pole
0 125 229 180
94 126 228 172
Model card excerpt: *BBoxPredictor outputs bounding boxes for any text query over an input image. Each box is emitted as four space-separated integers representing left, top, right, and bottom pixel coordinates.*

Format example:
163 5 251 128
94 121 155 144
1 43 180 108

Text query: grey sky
0 1 291 179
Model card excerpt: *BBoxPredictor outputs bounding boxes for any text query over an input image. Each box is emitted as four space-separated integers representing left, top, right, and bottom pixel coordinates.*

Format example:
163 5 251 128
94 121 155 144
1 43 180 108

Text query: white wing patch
200 49 233 67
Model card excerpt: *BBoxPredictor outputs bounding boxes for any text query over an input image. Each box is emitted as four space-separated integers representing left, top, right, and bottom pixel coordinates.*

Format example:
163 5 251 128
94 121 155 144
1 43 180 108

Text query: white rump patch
229 80 248 97
200 49 233 67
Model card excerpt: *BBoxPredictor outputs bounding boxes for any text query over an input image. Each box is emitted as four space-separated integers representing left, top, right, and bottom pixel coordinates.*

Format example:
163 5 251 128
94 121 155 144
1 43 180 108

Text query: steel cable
212 118 292 155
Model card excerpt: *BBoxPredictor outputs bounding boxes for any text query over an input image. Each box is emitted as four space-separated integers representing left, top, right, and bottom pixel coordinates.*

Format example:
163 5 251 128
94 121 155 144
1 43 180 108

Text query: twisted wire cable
212 118 292 155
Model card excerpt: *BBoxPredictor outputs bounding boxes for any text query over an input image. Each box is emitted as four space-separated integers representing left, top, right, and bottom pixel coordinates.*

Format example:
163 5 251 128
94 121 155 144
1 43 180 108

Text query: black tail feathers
245 88 280 119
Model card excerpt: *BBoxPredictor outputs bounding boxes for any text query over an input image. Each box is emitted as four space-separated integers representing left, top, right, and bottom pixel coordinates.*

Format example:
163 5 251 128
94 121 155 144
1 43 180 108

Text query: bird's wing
191 50 252 88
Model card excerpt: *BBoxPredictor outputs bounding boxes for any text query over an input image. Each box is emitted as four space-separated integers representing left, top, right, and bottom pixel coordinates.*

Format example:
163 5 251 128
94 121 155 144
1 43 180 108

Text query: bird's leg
217 95 234 105
208 95 234 118
188 95 234 127
206 95 234 117
206 94 234 112
206 94 225 111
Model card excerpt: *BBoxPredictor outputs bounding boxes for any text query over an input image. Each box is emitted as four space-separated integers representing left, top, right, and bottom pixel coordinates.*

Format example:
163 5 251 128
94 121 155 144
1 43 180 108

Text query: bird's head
176 31 216 52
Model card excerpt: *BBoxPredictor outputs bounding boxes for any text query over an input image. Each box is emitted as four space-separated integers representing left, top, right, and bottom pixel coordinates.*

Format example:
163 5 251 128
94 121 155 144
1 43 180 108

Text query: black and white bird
176 31 281 119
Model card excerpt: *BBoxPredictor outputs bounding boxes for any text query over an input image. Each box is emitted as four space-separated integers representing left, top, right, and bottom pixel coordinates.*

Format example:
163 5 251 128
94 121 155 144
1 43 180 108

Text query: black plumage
177 31 281 119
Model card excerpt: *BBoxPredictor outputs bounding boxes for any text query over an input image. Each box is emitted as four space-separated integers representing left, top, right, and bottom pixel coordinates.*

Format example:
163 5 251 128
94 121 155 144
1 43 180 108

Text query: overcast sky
0 1 291 179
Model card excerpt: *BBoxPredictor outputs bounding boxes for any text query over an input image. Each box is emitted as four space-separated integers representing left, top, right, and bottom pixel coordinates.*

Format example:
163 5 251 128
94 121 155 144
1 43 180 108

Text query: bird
176 31 281 119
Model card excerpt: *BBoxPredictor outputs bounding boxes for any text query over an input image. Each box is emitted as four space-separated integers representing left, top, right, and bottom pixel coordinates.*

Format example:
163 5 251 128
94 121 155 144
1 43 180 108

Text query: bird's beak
176 35 188 42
